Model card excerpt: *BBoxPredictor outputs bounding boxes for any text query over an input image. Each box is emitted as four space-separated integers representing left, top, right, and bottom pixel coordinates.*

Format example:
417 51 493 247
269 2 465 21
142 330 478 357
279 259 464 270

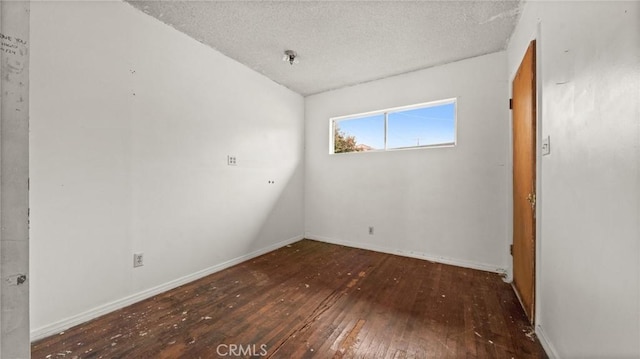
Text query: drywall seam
306 234 507 275
30 234 303 342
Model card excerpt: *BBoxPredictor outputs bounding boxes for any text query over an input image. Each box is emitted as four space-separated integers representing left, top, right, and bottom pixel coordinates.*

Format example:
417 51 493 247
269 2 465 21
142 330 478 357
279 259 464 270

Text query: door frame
508 26 542 327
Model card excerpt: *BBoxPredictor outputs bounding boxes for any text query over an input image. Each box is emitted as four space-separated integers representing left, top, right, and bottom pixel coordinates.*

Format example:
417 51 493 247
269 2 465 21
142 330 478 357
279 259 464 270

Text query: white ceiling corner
125 0 523 96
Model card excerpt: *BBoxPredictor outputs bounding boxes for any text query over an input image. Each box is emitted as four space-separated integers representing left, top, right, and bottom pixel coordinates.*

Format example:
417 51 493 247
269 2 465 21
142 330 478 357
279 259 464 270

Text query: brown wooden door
512 40 536 323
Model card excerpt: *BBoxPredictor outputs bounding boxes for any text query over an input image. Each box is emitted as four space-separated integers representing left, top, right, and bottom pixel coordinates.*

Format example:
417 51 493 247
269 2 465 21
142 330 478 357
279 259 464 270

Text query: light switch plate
227 155 237 166
542 136 550 156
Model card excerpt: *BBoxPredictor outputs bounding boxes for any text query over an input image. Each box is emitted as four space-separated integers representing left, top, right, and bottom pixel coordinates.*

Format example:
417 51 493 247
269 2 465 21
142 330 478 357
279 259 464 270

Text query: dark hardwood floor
32 239 547 358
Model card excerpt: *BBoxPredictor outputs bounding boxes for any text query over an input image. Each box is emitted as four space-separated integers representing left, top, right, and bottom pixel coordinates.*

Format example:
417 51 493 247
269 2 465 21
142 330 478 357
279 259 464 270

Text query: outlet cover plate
133 253 144 267
542 136 550 156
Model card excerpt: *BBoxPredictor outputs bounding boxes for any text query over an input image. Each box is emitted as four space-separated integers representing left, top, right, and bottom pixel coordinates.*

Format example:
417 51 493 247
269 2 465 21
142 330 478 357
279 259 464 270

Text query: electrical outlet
227 155 237 166
133 253 144 267
542 136 551 156
369 226 374 235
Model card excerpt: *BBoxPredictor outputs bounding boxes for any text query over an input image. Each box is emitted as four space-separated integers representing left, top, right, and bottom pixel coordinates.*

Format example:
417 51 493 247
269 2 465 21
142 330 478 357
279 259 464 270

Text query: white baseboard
536 324 559 359
30 234 304 342
502 270 513 283
306 234 507 275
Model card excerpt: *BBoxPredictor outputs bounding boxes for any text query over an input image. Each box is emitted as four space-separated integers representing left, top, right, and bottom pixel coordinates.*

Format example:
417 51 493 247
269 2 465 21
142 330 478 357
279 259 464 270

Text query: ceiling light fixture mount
283 50 299 65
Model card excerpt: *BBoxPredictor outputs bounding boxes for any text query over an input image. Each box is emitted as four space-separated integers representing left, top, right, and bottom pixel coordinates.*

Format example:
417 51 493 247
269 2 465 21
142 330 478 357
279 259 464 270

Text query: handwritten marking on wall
1 32 28 85
0 33 27 56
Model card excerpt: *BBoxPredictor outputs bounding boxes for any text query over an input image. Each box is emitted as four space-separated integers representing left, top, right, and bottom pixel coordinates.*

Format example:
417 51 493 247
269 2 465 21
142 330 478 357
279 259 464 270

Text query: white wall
0 2 31 357
29 1 304 338
508 1 640 357
305 52 511 273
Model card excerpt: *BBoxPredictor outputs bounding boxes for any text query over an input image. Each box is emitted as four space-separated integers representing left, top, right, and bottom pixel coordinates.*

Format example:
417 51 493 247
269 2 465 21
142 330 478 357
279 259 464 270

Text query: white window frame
330 98 457 154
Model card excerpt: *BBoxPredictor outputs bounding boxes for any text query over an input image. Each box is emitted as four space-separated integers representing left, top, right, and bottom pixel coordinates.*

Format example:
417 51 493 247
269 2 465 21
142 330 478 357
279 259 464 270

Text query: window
331 99 456 154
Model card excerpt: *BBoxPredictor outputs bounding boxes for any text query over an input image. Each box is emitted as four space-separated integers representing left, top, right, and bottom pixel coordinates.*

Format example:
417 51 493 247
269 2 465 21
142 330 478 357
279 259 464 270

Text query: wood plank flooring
32 240 547 358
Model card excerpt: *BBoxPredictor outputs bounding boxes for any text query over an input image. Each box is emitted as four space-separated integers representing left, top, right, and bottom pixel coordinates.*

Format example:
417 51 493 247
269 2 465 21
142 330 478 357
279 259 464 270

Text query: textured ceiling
126 1 522 96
